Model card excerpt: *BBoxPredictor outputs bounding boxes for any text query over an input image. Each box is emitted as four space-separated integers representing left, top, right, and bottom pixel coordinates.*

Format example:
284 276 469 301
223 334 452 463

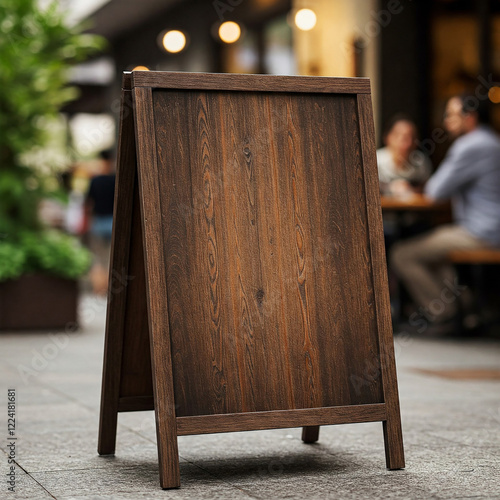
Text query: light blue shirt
425 126 500 247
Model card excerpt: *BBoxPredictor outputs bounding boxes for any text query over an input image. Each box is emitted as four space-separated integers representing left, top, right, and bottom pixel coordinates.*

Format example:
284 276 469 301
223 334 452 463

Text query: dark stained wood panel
152 89 383 417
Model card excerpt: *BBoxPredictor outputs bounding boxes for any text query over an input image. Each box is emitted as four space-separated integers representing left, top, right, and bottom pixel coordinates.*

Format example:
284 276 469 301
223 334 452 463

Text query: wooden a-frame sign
98 71 405 489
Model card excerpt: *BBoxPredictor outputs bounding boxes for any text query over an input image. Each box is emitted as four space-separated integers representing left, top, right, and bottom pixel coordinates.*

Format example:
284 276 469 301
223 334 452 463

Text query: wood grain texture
131 71 370 94
176 404 387 435
356 94 405 469
133 86 180 488
101 74 405 489
152 89 383 418
98 76 135 455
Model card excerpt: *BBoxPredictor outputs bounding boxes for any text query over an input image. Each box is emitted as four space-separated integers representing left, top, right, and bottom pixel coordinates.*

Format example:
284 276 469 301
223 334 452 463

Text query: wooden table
380 193 450 212
380 194 452 323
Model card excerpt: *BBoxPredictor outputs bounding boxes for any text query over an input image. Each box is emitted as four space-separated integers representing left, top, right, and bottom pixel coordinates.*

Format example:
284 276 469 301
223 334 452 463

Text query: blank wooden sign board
98 71 405 489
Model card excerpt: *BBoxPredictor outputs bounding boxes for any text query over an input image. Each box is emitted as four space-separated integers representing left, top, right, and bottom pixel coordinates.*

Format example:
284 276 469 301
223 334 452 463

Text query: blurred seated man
377 115 431 196
391 94 500 334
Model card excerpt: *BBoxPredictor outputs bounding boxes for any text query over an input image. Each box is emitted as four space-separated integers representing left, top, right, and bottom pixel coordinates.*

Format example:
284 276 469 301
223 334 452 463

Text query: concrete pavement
1 294 499 499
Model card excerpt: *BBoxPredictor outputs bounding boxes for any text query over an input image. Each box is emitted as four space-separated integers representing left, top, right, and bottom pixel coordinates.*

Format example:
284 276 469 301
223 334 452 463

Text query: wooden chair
448 248 500 264
448 248 500 334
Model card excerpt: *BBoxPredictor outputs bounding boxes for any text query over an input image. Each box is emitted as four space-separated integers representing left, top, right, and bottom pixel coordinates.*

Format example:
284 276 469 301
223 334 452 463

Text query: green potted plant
0 0 105 329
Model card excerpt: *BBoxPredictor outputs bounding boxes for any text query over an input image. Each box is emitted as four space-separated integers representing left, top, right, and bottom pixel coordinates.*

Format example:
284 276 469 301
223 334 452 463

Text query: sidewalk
1 294 499 499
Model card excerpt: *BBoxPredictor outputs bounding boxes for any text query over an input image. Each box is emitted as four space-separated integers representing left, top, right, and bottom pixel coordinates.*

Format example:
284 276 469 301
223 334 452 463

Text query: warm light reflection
294 8 317 31
162 30 186 53
218 21 241 43
488 86 500 104
132 66 149 71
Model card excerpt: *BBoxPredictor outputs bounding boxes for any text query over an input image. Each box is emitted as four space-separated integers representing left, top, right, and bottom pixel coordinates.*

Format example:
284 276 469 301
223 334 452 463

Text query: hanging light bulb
218 21 241 44
295 8 317 31
162 30 187 53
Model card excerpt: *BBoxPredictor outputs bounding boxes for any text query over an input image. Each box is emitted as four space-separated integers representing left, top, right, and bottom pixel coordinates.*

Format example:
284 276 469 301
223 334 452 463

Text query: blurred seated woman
377 115 431 196
377 116 433 316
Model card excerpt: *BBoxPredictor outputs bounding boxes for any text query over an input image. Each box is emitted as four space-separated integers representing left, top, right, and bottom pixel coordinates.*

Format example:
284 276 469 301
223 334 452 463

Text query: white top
376 147 432 187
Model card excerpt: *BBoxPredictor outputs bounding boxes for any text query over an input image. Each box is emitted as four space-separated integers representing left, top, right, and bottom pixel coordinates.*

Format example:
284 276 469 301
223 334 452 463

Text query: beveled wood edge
358 96 397 396
133 86 178 431
133 86 181 487
356 94 401 404
356 94 405 468
176 404 387 435
128 70 371 94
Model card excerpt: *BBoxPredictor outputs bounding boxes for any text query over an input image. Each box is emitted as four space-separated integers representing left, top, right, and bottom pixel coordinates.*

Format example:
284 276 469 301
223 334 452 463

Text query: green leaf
0 0 105 282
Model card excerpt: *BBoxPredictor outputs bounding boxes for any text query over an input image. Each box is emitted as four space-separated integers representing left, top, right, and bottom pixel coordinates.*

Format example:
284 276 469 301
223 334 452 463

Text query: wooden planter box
0 274 78 331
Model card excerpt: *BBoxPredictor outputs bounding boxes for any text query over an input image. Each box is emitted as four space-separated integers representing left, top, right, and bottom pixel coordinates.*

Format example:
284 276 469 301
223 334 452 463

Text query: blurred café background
69 0 500 156
2 0 500 334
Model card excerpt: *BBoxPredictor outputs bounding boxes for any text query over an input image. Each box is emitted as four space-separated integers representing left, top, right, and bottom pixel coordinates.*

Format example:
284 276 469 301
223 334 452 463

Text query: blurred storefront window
263 16 295 74
223 31 260 74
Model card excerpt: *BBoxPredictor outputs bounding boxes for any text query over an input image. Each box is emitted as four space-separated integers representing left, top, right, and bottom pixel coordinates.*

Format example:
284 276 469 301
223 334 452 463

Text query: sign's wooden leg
98 369 119 455
133 85 181 488
98 79 136 456
356 92 405 471
301 425 320 443
156 416 180 489
383 418 405 469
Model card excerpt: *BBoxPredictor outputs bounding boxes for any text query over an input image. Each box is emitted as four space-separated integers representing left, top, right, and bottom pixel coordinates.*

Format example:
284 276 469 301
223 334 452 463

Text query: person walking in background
377 114 432 196
391 94 500 335
85 149 116 295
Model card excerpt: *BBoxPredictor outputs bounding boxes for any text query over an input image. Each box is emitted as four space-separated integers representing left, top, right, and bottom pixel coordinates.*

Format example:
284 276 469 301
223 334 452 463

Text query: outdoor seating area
2 0 500 498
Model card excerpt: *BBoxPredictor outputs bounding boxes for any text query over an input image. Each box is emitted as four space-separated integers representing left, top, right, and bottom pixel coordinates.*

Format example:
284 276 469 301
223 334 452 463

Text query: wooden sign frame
98 71 404 489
